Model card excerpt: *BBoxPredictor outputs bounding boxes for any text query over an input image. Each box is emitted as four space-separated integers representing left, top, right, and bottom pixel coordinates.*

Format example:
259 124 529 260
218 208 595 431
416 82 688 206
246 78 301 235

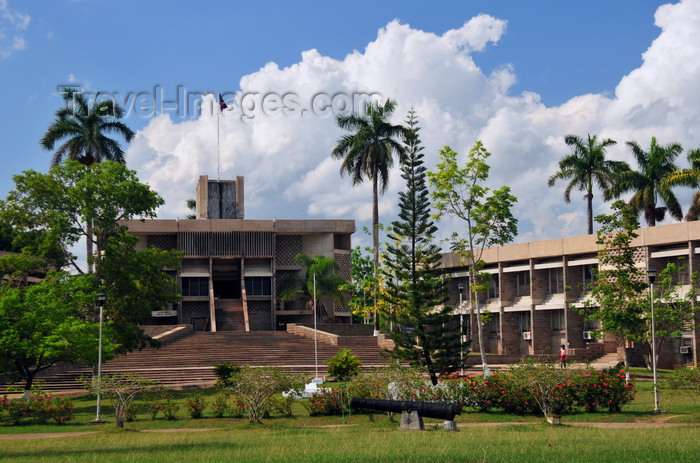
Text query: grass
1 380 699 462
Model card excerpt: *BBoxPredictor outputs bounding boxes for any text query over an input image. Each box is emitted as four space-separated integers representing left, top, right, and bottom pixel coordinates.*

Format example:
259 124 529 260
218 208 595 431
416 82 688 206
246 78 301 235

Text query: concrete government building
123 175 354 332
125 175 698 369
440 221 700 369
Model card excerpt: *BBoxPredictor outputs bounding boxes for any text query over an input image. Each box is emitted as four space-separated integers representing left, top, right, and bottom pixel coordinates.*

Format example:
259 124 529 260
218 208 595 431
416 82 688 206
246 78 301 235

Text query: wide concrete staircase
215 299 246 331
1 331 391 393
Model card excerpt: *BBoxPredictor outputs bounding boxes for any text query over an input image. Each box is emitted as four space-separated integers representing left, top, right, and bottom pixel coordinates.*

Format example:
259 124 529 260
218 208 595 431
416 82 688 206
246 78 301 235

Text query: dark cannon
349 398 461 421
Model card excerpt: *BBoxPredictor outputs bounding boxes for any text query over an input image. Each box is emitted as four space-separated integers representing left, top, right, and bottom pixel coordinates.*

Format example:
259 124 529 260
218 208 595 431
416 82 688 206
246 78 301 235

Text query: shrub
269 395 295 417
149 402 165 420
214 362 241 388
664 367 700 397
224 366 303 423
230 395 246 418
81 373 160 428
211 392 231 418
31 393 74 425
4 397 30 425
304 388 350 416
161 392 179 420
326 349 362 381
185 393 208 419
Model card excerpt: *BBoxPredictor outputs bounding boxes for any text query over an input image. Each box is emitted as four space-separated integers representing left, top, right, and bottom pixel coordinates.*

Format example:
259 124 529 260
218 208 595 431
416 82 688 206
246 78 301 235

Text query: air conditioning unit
583 331 593 340
680 346 691 354
522 331 532 340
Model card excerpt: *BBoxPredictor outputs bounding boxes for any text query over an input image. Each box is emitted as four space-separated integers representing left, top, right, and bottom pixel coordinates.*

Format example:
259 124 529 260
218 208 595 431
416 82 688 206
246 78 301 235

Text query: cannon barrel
350 398 460 421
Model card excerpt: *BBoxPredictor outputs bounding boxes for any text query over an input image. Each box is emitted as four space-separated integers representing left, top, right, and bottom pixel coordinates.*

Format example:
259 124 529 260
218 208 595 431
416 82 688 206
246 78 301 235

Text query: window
245 276 271 296
551 310 565 331
549 267 564 294
489 314 499 333
666 256 689 285
520 312 531 332
182 277 209 297
487 275 499 299
583 265 596 291
517 272 530 296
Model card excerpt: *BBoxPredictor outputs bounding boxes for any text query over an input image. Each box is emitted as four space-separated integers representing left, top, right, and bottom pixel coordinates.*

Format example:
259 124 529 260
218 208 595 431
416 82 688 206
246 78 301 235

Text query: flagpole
217 111 221 181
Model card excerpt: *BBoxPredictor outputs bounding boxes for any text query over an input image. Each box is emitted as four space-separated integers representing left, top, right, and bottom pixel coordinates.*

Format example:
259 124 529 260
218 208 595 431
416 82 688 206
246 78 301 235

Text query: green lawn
1 380 699 463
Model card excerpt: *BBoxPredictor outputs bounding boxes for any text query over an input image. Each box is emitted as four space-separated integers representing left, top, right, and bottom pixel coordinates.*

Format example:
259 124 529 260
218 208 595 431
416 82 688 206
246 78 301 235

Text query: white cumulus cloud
126 0 700 250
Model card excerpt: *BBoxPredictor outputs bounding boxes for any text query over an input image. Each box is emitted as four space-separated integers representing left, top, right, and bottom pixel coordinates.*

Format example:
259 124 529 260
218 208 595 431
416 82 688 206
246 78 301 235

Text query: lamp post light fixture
458 282 465 375
90 292 107 424
646 268 661 414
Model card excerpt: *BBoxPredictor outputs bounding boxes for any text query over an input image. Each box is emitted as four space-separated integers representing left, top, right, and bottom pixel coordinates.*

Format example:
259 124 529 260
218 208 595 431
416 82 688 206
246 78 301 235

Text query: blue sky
1 0 697 250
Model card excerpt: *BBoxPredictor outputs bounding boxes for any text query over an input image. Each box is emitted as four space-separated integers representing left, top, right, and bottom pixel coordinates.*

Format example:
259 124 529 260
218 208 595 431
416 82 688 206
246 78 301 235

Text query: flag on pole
218 93 228 111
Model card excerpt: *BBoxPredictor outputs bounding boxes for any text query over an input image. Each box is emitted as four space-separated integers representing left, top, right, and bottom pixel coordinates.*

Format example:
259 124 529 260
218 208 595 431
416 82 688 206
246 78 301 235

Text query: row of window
467 265 597 298
181 277 272 297
465 310 567 333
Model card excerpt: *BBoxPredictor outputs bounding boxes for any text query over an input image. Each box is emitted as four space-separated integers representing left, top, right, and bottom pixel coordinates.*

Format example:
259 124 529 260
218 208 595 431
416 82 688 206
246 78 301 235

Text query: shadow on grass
0 441 250 461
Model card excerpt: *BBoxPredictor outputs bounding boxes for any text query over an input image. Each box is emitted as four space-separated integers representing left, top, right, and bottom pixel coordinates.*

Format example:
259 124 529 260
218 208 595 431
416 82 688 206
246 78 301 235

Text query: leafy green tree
332 98 407 331
384 110 458 385
0 161 164 276
41 88 135 272
278 253 347 318
607 137 684 226
0 161 181 352
548 134 628 234
427 142 518 376
583 201 648 372
100 233 183 352
0 262 116 396
643 261 697 370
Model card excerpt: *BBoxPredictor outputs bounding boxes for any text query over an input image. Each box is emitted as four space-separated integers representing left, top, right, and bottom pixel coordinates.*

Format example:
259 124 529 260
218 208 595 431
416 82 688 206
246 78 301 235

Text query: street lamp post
90 292 106 424
458 282 464 375
646 268 661 414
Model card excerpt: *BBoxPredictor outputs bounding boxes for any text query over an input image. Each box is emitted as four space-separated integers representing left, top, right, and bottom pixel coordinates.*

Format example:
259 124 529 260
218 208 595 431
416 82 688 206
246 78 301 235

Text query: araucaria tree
583 201 648 372
383 110 458 385
332 98 407 332
548 134 628 234
428 142 518 376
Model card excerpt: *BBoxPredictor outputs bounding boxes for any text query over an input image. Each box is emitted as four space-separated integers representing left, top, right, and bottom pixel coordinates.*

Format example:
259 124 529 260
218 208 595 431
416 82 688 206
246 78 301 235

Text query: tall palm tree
607 137 684 226
663 148 700 221
41 87 135 167
548 134 627 234
40 87 135 273
331 98 407 332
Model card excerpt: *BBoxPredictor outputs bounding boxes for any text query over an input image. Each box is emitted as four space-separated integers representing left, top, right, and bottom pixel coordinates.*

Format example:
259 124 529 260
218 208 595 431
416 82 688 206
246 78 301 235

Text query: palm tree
548 134 628 234
662 148 700 221
278 253 347 319
41 88 135 167
607 137 684 226
331 98 407 332
40 87 135 273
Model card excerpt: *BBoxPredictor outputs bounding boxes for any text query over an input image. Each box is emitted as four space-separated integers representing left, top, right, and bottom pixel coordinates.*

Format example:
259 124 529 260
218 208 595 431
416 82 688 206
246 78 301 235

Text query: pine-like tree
383 109 461 385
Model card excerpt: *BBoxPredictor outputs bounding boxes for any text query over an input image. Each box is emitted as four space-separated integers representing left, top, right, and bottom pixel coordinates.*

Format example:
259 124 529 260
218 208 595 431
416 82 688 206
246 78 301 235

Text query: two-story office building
441 221 700 368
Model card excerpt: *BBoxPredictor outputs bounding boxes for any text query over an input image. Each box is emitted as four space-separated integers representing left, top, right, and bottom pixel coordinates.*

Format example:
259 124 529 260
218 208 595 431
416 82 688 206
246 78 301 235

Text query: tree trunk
586 192 594 235
87 218 94 274
475 299 490 377
372 175 380 334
